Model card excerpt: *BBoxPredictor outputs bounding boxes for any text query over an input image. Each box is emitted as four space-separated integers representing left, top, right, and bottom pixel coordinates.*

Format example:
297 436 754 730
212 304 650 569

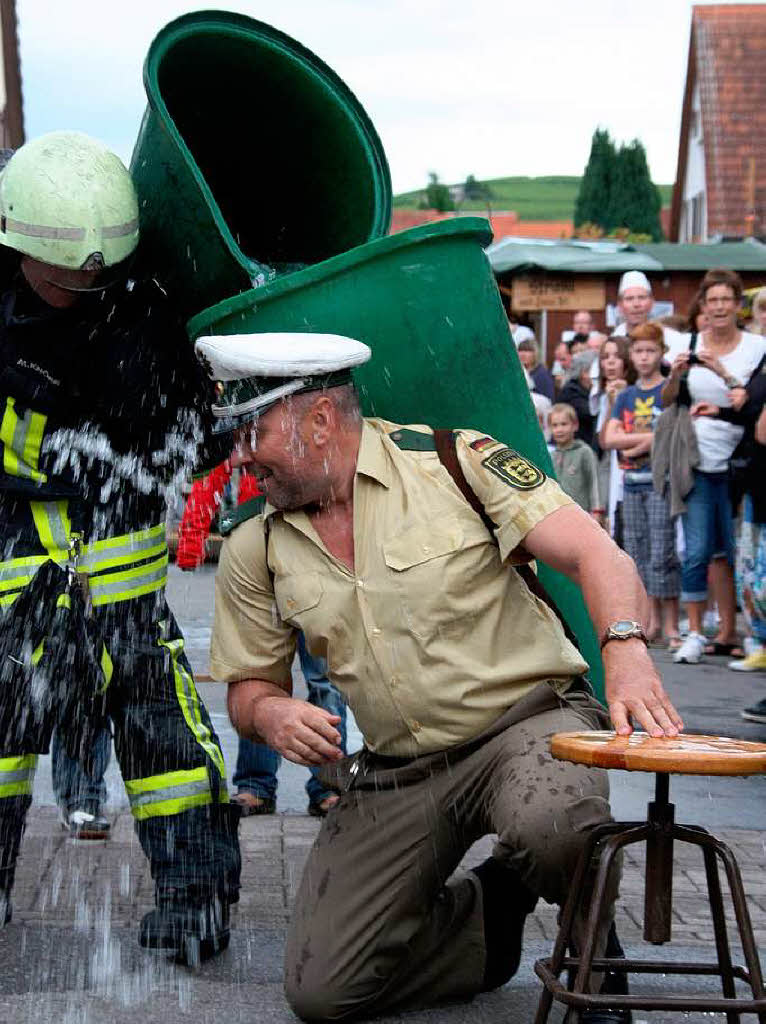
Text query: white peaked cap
618 270 652 296
194 333 372 422
194 332 372 382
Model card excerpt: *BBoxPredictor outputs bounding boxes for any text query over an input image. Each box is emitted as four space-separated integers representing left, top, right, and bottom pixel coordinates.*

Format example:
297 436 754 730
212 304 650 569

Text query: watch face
613 620 635 636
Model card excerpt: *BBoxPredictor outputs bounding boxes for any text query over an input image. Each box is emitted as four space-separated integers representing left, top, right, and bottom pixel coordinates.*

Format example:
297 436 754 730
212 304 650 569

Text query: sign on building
511 275 605 311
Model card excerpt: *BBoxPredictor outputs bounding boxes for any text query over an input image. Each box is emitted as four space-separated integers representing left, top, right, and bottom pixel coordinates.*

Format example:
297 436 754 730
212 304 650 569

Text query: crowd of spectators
510 268 766 723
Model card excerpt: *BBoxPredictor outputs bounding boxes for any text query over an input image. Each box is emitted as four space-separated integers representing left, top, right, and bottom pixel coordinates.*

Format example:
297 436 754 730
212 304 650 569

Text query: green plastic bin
189 217 605 697
130 10 392 316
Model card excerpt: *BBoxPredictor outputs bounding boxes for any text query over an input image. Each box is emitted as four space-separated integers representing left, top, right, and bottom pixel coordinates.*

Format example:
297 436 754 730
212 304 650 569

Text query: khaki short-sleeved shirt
211 419 588 757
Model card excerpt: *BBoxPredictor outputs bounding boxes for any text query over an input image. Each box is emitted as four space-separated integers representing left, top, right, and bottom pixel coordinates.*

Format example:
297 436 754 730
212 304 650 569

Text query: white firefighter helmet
0 131 139 270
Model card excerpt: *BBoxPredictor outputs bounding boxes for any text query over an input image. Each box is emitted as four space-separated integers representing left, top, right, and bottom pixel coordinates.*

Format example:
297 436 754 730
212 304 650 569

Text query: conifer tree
574 129 615 231
608 140 663 241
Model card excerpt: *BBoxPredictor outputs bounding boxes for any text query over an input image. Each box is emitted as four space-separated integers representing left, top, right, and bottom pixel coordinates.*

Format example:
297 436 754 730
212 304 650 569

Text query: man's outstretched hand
603 640 684 738
254 695 344 767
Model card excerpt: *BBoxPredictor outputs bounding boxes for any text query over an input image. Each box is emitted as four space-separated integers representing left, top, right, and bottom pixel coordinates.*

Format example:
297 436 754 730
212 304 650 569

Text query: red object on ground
175 460 260 569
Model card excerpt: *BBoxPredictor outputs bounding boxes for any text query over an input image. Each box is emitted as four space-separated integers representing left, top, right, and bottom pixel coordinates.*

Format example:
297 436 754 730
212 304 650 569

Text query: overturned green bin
188 217 605 696
130 10 392 316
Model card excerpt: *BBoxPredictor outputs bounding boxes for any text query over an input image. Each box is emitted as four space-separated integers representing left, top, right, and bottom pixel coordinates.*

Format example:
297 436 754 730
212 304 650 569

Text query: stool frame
534 771 766 1022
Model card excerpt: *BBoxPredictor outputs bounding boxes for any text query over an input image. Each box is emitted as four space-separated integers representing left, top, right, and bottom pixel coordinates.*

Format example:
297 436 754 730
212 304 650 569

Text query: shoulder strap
432 429 581 652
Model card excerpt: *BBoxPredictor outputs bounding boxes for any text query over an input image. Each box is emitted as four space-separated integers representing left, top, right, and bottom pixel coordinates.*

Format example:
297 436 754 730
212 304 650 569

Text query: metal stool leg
716 839 766 1024
570 829 639 1000
533 823 640 1024
701 844 739 1024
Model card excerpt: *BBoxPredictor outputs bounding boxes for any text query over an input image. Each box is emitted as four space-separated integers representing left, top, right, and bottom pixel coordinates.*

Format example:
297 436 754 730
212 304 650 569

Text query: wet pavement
7 564 766 1023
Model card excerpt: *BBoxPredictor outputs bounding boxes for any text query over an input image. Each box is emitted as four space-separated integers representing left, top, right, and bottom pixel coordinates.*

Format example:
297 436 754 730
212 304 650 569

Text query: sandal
232 792 276 817
307 794 340 818
704 641 744 658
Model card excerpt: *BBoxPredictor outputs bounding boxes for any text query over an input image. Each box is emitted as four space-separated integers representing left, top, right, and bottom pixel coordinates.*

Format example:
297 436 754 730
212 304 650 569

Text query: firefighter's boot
0 867 14 927
139 889 231 966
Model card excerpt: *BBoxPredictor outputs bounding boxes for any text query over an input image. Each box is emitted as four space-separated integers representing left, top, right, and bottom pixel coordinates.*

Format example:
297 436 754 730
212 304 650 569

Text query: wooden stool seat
534 730 766 1022
551 730 766 775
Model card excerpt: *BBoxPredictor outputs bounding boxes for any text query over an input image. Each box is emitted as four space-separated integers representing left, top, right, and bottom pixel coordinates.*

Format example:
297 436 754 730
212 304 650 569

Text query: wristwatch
600 620 648 649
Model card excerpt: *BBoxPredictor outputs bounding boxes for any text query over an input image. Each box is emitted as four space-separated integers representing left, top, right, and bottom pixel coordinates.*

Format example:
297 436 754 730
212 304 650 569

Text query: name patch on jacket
481 448 545 490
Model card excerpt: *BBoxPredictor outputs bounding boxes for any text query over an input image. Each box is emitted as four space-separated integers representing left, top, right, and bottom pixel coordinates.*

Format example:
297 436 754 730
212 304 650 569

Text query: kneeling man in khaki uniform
199 333 682 1023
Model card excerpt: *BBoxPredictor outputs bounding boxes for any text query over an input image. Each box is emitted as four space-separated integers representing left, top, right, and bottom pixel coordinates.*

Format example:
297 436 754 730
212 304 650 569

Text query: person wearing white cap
200 331 681 1022
613 270 688 353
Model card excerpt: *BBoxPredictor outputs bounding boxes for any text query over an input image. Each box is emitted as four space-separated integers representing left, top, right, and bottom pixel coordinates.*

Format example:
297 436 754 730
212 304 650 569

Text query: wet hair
627 321 665 351
549 402 578 425
290 383 362 424
597 335 636 391
700 267 743 302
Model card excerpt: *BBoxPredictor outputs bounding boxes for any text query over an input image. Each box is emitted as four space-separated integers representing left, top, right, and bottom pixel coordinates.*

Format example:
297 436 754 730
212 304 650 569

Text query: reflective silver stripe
0 561 43 586
88 558 168 598
127 777 211 809
78 529 166 572
11 411 32 479
101 218 139 239
0 768 33 785
44 504 70 551
5 218 85 240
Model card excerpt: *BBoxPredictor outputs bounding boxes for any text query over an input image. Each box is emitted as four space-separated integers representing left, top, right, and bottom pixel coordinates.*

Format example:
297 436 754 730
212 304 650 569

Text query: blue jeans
680 470 736 603
233 634 347 805
51 726 111 815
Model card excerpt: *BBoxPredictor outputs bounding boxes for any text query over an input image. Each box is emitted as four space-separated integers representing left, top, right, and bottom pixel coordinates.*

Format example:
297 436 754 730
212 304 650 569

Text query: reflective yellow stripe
0 397 47 483
98 645 113 692
0 524 168 607
30 501 71 553
0 754 37 798
124 767 224 820
158 624 227 781
30 640 44 666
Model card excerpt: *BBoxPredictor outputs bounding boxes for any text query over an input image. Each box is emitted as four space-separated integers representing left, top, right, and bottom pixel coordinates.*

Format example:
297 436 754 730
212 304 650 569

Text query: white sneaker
59 808 111 840
673 633 706 664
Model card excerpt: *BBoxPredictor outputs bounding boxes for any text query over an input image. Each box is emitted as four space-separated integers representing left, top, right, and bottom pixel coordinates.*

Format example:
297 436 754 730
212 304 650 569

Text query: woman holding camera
662 268 766 664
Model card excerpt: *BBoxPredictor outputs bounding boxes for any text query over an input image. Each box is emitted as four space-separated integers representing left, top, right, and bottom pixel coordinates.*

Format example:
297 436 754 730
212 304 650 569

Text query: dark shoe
307 794 340 818
60 807 111 840
471 856 538 990
231 792 275 817
0 867 13 928
139 894 230 966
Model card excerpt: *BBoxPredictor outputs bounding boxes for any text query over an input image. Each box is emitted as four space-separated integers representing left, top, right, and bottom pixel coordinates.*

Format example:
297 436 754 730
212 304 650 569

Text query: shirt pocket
273 572 323 629
383 517 493 640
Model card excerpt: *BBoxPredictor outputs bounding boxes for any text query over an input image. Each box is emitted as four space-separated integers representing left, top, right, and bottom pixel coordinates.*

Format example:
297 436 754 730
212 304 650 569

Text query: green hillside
394 175 674 222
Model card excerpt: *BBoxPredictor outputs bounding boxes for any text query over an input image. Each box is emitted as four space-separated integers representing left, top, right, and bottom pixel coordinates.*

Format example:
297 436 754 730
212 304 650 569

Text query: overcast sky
15 0 746 195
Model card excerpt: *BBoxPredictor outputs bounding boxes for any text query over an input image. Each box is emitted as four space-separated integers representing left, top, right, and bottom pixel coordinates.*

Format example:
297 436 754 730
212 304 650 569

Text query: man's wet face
235 401 315 511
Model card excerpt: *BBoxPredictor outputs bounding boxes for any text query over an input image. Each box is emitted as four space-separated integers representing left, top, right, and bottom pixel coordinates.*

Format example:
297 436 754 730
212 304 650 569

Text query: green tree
608 139 663 241
424 172 455 212
574 128 615 232
463 173 492 201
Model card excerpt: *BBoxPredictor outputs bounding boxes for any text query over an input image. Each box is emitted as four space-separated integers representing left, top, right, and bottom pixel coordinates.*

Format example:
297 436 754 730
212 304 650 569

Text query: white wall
679 80 707 242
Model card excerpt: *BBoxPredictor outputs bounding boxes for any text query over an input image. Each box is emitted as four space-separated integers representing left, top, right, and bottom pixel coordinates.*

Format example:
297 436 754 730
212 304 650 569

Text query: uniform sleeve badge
469 436 498 453
481 448 545 490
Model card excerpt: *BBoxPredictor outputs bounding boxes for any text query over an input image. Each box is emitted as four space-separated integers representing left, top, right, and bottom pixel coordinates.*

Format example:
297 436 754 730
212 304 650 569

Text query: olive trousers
285 682 616 1021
